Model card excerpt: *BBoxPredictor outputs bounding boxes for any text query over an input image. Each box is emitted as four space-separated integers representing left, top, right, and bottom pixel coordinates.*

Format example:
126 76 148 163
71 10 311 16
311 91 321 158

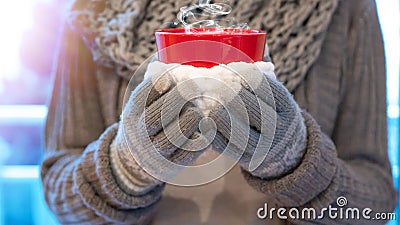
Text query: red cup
155 28 266 68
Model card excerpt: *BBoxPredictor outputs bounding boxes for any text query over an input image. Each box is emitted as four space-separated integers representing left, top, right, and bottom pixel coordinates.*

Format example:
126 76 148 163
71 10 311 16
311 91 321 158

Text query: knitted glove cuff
110 124 164 196
242 111 338 207
76 124 163 213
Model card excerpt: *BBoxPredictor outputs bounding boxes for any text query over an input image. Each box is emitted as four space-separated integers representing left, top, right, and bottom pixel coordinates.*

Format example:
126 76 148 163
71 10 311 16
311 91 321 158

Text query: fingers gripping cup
155 28 267 68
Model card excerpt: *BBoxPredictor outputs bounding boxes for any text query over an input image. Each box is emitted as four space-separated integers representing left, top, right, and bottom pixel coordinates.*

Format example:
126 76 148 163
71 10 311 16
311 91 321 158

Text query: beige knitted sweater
42 0 397 224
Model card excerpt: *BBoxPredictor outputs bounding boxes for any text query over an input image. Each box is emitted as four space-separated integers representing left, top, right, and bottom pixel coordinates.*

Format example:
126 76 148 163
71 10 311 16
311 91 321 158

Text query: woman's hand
112 70 210 192
207 62 307 179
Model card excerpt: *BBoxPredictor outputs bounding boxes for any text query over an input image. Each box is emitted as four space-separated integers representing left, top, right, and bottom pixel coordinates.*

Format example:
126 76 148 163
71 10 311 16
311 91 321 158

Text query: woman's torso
93 0 351 224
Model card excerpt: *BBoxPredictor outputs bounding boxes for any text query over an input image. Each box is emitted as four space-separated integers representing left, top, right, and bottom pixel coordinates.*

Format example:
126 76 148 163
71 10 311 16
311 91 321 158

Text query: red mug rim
155 27 266 36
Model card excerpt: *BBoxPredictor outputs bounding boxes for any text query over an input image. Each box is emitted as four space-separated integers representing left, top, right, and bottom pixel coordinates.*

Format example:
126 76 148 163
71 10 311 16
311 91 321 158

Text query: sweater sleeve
242 0 397 224
41 23 162 225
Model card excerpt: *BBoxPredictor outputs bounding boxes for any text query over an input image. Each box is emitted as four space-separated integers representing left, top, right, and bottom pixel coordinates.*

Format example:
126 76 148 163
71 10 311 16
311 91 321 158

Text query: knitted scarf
69 0 338 91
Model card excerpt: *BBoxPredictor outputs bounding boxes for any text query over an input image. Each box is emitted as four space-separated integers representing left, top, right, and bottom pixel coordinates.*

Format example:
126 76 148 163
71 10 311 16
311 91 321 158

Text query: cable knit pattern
68 0 337 91
249 0 338 90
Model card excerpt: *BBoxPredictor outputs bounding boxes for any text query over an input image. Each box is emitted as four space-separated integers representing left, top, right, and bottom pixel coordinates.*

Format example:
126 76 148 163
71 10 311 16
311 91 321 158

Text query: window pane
376 0 400 224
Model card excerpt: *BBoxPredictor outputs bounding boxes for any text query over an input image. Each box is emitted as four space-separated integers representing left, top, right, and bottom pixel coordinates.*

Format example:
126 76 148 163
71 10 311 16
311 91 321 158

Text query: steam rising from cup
177 0 249 32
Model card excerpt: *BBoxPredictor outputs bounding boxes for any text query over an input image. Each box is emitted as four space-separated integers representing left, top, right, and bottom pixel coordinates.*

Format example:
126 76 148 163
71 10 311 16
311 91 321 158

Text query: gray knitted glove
110 72 209 195
209 68 307 180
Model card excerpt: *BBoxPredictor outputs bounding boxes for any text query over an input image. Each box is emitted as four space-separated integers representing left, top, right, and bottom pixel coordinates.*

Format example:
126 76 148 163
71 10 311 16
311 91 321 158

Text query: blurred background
0 0 398 224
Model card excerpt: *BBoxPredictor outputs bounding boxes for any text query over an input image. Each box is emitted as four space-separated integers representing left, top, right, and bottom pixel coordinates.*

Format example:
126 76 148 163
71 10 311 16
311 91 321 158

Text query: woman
42 0 397 224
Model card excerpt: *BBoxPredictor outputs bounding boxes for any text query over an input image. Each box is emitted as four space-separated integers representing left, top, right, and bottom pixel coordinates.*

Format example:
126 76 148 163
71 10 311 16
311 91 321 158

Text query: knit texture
68 0 338 91
241 111 337 207
42 0 397 224
110 72 209 194
209 71 307 179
